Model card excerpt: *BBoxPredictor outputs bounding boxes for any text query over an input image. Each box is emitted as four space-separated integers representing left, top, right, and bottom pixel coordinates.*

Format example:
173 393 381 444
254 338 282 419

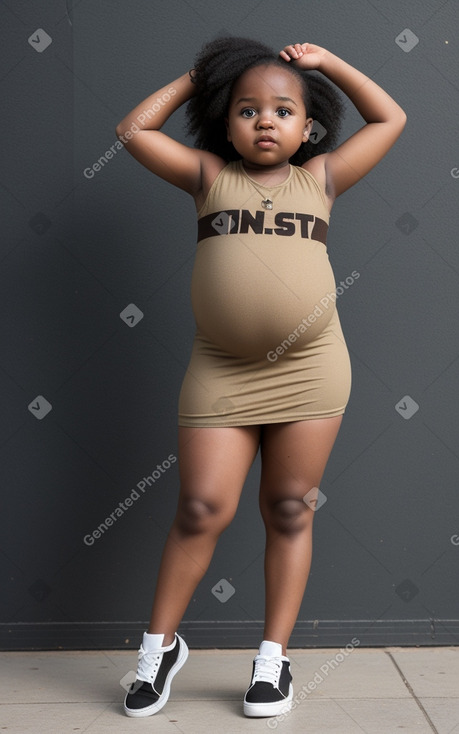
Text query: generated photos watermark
83 454 176 546
395 395 419 420
303 486 327 511
267 270 360 362
267 638 361 728
211 578 236 603
83 87 177 179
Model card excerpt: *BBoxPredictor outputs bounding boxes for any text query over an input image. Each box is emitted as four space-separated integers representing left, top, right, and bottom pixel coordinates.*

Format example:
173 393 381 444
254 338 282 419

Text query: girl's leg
148 424 261 644
259 417 343 655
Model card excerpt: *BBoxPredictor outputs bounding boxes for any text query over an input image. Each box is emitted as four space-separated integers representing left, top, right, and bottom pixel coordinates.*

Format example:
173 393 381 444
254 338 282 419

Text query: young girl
116 36 406 719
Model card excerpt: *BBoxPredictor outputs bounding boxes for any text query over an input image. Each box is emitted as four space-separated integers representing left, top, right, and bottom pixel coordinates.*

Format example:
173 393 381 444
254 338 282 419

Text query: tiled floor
1 646 459 733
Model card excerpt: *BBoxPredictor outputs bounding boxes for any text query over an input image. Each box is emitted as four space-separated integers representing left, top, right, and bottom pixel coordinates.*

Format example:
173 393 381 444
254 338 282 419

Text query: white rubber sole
124 637 189 718
243 683 293 717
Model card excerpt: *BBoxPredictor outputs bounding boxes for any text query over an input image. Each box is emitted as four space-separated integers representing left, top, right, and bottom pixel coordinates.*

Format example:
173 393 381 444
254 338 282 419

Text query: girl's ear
302 117 314 142
225 117 232 142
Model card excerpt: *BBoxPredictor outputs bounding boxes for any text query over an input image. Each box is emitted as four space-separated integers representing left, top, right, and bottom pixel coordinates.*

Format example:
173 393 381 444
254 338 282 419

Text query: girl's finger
280 46 295 59
292 43 304 57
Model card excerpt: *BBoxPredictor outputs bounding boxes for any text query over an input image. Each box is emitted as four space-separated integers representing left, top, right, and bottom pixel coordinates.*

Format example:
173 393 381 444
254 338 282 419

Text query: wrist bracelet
189 68 197 84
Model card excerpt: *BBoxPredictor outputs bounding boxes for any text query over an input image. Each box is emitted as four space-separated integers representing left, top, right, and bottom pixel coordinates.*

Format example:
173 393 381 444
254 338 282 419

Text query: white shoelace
252 655 282 687
137 648 162 681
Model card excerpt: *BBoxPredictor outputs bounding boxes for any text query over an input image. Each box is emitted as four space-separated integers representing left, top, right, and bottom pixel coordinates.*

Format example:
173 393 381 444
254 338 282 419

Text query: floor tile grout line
385 651 439 733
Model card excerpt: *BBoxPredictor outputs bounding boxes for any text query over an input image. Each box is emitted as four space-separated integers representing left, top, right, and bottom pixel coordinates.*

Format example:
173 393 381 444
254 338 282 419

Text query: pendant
261 198 273 210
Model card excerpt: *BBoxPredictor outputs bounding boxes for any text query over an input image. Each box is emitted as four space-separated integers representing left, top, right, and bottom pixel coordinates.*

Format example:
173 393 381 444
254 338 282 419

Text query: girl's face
225 64 313 170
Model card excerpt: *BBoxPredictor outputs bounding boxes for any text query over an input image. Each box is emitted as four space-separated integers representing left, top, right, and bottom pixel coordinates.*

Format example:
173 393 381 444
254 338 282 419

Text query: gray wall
1 0 459 650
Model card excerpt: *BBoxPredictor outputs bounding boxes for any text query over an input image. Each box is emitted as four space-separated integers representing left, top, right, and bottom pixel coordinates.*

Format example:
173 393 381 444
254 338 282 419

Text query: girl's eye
239 107 291 118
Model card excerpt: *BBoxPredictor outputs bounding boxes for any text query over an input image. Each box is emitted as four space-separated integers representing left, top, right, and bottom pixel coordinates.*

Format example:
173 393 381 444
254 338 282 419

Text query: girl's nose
257 116 274 129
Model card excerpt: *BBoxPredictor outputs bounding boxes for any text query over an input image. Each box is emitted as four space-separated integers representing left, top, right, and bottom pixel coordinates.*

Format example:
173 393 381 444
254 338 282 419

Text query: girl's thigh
259 416 343 503
177 425 261 518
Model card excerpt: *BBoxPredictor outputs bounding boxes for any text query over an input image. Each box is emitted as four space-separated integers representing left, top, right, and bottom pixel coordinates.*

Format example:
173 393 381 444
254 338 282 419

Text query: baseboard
1 618 458 650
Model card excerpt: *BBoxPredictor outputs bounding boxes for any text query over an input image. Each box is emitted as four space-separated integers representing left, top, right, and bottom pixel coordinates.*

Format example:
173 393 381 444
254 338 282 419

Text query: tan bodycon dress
178 159 352 427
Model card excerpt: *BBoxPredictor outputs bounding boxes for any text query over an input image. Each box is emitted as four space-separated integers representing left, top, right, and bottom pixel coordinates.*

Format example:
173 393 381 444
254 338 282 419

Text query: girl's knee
175 496 234 535
262 496 312 535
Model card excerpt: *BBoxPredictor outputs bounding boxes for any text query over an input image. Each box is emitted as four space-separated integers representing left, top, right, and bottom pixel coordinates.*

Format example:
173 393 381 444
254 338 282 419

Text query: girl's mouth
256 137 276 148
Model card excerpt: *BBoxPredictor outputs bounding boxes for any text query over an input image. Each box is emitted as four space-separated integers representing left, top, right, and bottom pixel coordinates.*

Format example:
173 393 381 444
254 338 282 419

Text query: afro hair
185 35 345 165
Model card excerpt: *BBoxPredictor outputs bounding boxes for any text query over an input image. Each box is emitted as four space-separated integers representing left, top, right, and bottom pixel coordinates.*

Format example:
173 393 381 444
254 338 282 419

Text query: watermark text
83 453 176 545
267 270 360 362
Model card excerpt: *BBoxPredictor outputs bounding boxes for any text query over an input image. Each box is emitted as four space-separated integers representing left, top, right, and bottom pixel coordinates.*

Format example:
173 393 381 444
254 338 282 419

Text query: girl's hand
279 43 327 70
280 45 407 201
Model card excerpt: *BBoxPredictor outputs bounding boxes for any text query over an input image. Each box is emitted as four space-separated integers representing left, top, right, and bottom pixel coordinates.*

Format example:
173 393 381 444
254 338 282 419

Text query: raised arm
280 43 407 199
115 71 212 196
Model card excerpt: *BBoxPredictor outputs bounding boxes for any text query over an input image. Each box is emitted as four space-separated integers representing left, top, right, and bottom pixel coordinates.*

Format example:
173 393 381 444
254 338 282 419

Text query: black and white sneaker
243 640 293 717
124 632 188 717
